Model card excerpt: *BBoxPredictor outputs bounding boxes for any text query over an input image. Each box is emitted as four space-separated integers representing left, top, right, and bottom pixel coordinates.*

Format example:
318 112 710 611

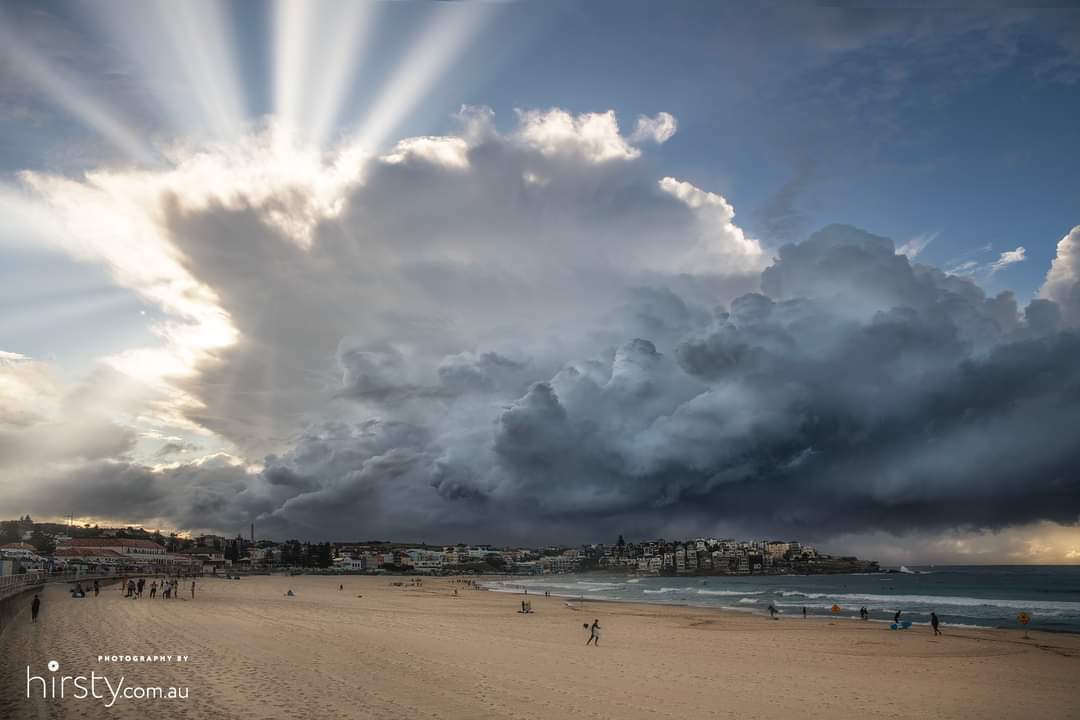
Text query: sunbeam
273 0 311 142
0 285 138 338
90 0 247 144
306 0 377 149
273 0 377 149
0 21 157 164
349 1 494 154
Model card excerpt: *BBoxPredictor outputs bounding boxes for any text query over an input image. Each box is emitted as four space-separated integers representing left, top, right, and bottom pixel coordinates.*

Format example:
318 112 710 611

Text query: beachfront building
541 555 580 574
59 538 167 564
334 556 366 571
53 547 126 567
191 549 229 573
0 542 47 572
0 542 40 561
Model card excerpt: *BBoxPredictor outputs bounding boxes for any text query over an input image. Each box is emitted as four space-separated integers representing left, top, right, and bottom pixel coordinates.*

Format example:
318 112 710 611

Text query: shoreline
478 573 1080 634
3 575 1078 719
477 582 1080 638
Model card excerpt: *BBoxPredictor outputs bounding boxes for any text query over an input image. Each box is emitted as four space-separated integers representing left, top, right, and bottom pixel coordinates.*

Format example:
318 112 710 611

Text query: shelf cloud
1 109 1078 557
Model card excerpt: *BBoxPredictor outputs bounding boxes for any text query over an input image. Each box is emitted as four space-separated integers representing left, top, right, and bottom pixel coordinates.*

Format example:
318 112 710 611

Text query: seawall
0 582 45 638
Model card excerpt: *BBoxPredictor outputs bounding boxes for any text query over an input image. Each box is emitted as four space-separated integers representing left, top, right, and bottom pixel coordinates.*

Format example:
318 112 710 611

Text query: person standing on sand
191 580 196 599
586 619 601 646
149 581 157 599
31 594 41 623
93 579 100 597
894 610 902 624
931 612 942 636
803 606 807 619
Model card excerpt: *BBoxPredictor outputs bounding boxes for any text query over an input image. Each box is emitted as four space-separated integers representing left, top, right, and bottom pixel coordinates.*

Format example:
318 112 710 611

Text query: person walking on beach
149 581 157 599
191 580 196 599
894 609 902 624
93 579 100 597
31 594 41 623
931 612 942 636
586 619 601 646
803 606 807 619
768 602 778 619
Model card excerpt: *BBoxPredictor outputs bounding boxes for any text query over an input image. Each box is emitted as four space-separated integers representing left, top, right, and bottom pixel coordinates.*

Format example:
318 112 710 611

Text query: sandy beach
1 575 1077 719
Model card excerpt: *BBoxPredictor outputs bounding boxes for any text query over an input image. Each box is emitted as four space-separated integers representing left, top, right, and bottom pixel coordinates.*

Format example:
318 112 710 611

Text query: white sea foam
775 592 1080 613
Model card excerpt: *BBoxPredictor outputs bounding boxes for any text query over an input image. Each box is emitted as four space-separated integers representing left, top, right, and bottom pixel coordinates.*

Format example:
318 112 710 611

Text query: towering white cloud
1040 225 1080 326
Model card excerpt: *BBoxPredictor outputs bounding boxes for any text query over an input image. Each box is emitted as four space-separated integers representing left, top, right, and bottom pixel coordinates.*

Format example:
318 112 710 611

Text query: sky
0 1 1079 565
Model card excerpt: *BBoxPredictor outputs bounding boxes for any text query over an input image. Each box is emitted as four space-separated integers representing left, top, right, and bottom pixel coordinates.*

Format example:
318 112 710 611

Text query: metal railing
0 570 45 601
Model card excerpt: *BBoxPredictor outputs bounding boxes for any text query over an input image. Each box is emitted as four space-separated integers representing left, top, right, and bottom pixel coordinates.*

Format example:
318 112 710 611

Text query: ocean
482 565 1080 633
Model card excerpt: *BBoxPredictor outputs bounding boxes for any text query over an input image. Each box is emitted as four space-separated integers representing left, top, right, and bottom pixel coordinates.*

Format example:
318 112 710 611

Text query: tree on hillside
317 543 333 568
29 530 55 555
0 521 20 544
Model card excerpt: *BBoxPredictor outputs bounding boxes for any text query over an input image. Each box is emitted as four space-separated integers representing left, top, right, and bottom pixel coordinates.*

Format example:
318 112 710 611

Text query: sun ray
273 0 312 144
0 22 157 164
90 0 247 144
349 2 494 154
0 286 136 338
306 0 378 150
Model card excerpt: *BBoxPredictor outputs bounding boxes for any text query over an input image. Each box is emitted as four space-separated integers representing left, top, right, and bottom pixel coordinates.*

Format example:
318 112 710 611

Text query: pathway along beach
1 576 1077 719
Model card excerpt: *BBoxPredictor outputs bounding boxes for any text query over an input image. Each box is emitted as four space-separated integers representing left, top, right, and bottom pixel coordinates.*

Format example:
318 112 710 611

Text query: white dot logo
47 660 59 672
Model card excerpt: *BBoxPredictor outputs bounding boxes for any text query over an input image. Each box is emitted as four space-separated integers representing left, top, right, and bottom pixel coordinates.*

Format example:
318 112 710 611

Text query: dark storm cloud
7 97 1078 546
8 218 1080 545
202 223 1080 545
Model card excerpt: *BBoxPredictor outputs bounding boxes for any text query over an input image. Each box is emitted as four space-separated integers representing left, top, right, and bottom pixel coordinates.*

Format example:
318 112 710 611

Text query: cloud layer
2 109 1079 559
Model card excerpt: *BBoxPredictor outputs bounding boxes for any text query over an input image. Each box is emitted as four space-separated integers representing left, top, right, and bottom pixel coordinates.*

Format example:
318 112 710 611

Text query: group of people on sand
765 603 943 635
69 579 100 598
122 576 195 600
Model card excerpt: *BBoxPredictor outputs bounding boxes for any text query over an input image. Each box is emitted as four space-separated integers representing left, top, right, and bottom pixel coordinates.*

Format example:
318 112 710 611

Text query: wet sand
1 575 1077 719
